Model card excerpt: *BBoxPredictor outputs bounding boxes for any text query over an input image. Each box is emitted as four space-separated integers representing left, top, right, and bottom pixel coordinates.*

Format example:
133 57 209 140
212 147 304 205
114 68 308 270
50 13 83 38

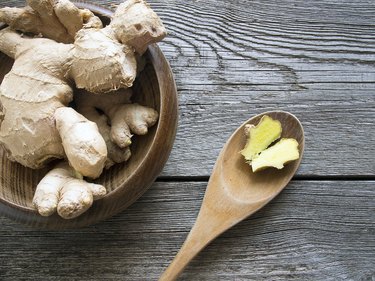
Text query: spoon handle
158 224 210 281
159 195 256 281
159 205 222 281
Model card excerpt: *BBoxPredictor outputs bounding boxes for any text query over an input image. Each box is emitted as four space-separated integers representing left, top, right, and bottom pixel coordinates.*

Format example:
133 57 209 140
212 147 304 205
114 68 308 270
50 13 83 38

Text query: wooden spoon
159 111 304 281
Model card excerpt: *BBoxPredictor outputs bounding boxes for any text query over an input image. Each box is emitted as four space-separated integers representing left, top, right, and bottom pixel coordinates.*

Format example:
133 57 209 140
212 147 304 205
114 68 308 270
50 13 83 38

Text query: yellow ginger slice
251 138 300 172
241 115 282 161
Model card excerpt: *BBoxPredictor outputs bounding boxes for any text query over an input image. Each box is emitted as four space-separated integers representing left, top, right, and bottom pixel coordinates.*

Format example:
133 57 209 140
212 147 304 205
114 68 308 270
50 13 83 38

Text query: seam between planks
156 175 375 182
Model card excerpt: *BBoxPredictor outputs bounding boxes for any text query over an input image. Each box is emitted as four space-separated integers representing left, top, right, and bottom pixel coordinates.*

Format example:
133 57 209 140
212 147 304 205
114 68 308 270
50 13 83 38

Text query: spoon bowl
221 111 304 203
160 111 304 281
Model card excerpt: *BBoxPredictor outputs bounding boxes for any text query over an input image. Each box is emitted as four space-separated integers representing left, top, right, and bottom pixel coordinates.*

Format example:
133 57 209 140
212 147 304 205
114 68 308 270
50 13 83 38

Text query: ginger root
55 107 107 178
0 0 166 92
0 0 164 172
33 162 106 219
241 115 300 172
0 0 102 43
241 115 282 162
75 88 158 169
0 0 165 219
251 138 299 172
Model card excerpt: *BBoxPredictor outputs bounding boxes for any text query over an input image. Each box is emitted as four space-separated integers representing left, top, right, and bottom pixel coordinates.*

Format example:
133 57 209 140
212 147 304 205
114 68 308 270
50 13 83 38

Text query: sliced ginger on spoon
251 138 299 172
241 115 300 172
240 115 282 161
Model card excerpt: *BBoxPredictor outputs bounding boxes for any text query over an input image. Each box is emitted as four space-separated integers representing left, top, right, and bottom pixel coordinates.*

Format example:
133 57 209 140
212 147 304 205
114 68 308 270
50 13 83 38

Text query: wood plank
0 181 374 280
2 0 373 176
162 88 374 177
151 0 375 177
0 2 373 281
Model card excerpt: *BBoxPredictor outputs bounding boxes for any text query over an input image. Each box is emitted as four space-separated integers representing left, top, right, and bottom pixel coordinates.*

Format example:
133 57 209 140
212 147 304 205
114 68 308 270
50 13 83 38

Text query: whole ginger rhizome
0 0 166 219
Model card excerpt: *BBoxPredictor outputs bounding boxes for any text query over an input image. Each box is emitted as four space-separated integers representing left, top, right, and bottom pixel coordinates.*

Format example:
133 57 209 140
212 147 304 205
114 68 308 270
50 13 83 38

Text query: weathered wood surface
1 0 375 177
155 0 375 177
0 181 374 280
0 0 374 280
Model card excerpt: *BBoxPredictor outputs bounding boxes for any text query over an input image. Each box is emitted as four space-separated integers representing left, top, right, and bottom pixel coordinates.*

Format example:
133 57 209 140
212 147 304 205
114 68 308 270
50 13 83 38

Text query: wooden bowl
0 3 178 229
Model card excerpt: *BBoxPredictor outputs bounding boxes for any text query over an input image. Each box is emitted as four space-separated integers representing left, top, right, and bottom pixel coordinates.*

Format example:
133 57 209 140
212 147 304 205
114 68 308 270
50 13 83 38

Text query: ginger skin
55 107 107 178
0 31 77 169
0 0 165 171
0 0 102 43
88 91 159 148
33 162 106 219
0 0 166 92
75 89 158 169
0 0 165 219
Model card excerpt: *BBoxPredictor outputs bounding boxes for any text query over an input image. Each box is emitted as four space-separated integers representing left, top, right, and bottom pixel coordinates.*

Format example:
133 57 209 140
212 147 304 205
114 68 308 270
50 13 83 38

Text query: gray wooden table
1 0 374 280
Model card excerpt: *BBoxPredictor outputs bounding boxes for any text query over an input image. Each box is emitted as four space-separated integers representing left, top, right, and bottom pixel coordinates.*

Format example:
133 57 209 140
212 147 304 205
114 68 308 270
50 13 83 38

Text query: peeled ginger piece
251 138 299 172
240 115 282 161
240 114 300 172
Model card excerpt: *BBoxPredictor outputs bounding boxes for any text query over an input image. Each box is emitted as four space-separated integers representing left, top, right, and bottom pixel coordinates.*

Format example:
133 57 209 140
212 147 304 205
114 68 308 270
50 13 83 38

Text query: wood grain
1 1 374 178
0 0 374 280
153 0 375 177
0 180 374 280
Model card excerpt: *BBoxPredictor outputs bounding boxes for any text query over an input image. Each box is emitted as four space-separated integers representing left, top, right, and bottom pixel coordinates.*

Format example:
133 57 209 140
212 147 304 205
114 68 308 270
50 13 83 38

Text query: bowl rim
0 2 178 229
